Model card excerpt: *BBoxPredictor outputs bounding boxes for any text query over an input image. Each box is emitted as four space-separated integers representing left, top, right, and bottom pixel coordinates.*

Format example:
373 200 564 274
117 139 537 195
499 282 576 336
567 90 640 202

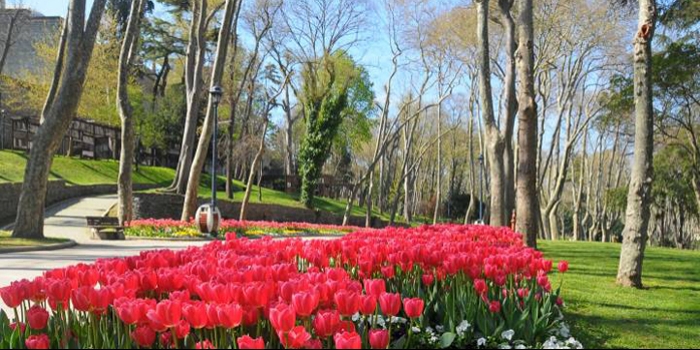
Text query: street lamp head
209 86 223 104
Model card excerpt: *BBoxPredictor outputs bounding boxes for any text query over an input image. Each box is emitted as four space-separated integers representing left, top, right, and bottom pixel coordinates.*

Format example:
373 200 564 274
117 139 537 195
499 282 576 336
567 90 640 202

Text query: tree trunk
240 118 268 220
170 0 208 195
182 0 238 220
433 102 442 224
498 0 518 225
12 0 107 239
117 0 145 226
617 0 656 289
477 0 507 227
515 0 539 248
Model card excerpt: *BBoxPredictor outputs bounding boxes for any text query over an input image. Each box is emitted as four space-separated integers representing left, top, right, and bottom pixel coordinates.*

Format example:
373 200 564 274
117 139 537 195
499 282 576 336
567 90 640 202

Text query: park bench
86 216 125 240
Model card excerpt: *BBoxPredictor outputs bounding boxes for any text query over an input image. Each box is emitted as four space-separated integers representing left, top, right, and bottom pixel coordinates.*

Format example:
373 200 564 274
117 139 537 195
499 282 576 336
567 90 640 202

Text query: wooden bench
86 216 125 240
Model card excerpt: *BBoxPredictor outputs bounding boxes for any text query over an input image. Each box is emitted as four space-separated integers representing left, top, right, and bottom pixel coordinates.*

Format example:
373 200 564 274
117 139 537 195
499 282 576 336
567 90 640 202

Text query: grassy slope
0 151 390 220
0 151 173 186
539 241 700 349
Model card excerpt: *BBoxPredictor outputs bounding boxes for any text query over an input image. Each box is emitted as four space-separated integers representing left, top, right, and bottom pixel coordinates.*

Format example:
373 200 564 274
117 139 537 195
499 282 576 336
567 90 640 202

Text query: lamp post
196 86 223 237
478 154 484 224
0 109 5 150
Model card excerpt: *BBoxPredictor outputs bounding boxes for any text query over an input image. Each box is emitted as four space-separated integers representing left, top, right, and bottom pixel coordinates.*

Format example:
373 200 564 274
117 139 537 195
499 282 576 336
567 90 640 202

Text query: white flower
351 313 361 322
436 325 445 333
515 345 527 349
390 316 407 324
498 344 513 349
412 326 421 333
430 336 439 343
456 320 471 335
477 338 487 347
559 323 571 338
501 329 515 341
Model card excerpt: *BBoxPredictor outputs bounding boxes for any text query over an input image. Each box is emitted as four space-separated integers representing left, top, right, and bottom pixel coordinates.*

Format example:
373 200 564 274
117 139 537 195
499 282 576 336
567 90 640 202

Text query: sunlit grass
0 231 70 248
539 241 700 349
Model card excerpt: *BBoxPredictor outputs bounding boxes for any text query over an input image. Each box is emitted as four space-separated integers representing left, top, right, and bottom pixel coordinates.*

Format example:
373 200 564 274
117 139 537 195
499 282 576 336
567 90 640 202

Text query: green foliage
604 187 628 213
138 83 186 150
298 52 374 208
652 145 698 216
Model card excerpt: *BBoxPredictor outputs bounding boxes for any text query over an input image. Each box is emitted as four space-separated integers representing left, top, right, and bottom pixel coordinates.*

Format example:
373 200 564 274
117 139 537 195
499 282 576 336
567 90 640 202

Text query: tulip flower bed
0 225 579 349
125 219 368 239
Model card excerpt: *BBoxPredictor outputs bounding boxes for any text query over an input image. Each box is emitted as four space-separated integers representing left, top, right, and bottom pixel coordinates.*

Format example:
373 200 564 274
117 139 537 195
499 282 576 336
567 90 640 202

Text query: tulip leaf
440 332 456 348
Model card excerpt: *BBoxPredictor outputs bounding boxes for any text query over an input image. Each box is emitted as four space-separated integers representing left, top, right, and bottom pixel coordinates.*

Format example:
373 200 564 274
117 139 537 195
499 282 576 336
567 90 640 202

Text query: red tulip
47 280 71 308
147 300 182 328
380 266 395 279
131 325 156 348
70 287 90 312
403 298 424 319
89 288 113 314
556 297 564 307
369 329 390 349
474 279 488 295
312 309 340 338
175 319 191 339
277 325 311 349
9 322 26 334
378 292 401 317
359 294 377 315
421 274 435 286
184 302 208 329
292 290 319 317
27 305 49 330
304 338 323 349
0 285 22 308
195 340 216 349
363 279 386 299
334 331 362 349
338 320 356 333
160 332 173 348
25 334 50 349
558 261 569 274
217 303 243 328
269 303 296 332
489 300 501 314
115 299 141 325
242 306 260 326
237 335 265 349
334 290 361 316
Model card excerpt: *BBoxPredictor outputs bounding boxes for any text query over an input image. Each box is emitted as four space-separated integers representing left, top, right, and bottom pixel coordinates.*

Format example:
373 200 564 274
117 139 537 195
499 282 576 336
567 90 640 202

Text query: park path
0 194 207 290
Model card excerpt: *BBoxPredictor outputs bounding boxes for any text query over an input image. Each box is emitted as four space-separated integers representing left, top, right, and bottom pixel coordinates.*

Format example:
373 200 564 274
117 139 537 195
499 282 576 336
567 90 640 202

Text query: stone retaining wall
133 193 398 228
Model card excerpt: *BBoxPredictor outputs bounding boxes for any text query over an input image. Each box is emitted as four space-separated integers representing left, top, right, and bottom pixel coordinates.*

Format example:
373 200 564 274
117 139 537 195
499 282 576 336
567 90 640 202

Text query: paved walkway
0 194 207 289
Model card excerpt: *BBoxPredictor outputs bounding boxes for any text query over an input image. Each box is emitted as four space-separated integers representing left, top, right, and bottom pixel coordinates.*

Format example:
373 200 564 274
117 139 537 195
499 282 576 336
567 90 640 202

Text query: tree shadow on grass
567 311 700 349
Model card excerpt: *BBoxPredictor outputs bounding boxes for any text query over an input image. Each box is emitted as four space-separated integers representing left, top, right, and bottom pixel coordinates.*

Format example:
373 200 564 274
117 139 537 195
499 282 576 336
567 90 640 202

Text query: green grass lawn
0 230 69 248
0 150 174 186
0 151 391 221
539 241 700 349
193 174 393 221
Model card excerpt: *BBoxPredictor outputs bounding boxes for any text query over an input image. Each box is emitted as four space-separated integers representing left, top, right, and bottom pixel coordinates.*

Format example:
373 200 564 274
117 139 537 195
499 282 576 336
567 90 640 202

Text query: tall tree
617 0 657 288
297 53 355 208
181 0 240 220
169 0 214 195
515 0 538 247
117 0 146 225
12 0 108 239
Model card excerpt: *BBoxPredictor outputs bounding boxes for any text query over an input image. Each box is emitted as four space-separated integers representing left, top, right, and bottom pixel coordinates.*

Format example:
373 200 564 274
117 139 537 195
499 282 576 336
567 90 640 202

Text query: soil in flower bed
0 225 577 349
